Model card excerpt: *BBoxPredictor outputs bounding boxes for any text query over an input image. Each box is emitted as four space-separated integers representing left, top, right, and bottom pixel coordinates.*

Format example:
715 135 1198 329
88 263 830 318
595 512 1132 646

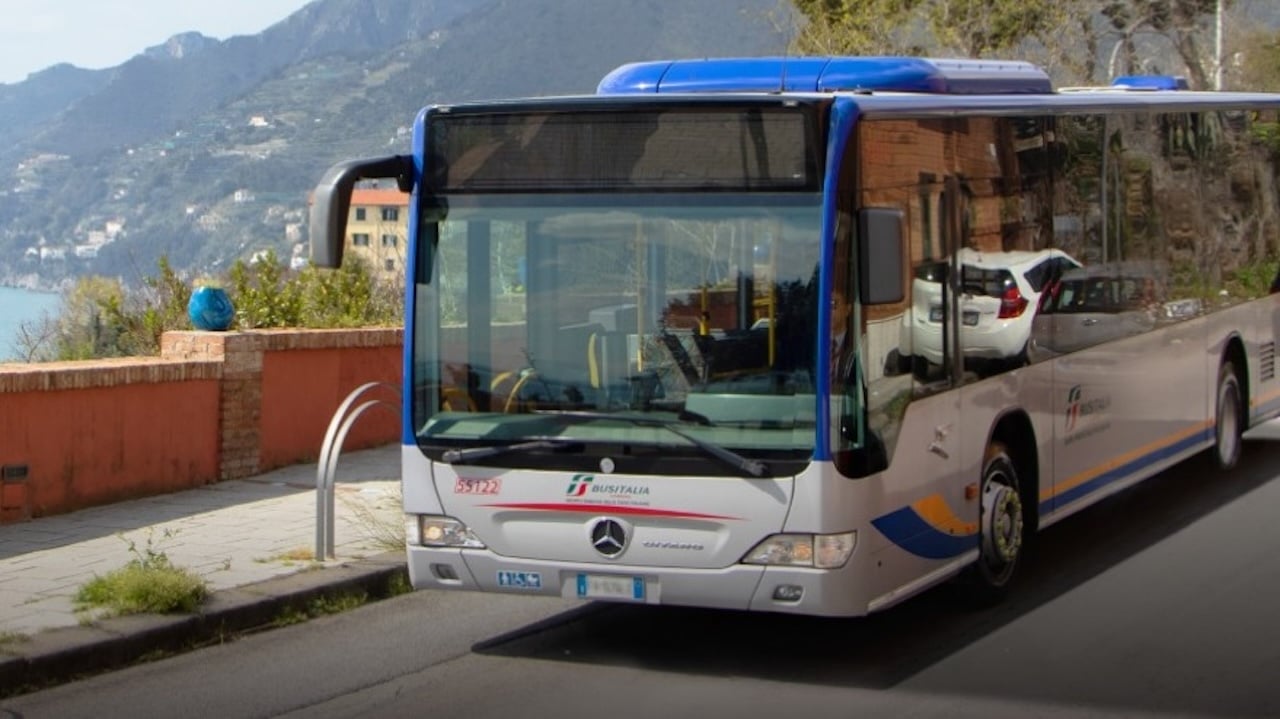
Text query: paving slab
0 444 408 695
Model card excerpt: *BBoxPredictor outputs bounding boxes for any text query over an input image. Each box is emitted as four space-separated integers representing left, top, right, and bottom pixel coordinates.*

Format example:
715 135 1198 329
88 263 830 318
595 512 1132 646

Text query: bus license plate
576 573 645 600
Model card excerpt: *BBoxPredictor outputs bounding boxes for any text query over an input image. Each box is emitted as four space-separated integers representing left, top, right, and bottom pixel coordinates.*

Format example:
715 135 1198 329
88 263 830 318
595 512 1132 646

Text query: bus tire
960 441 1024 605
1214 361 1244 470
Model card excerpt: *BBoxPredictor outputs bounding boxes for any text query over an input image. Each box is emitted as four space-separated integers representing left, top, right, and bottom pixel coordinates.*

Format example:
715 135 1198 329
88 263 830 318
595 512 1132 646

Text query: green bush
230 251 401 329
1229 258 1280 299
18 253 403 361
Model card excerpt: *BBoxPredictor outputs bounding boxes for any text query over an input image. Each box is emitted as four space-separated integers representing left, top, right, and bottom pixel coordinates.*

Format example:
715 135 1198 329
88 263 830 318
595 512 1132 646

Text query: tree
1235 29 1280 157
53 276 128 360
788 0 1225 88
1231 25 1280 92
790 0 925 56
1100 1 1221 87
927 1 1069 58
790 0 1067 59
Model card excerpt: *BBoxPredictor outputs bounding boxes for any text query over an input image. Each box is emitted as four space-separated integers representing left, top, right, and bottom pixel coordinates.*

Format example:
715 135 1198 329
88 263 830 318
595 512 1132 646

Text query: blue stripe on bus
877 423 1214 559
871 507 979 559
1045 426 1212 512
815 97 859 461
1251 390 1280 420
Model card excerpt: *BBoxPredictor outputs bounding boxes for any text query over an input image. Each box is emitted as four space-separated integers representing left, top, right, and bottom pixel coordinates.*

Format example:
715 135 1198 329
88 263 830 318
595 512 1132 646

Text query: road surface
6 431 1280 718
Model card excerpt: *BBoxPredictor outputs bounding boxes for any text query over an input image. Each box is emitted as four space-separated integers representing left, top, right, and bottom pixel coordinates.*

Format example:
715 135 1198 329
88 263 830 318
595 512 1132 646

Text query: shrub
17 252 403 361
74 530 208 616
230 251 401 329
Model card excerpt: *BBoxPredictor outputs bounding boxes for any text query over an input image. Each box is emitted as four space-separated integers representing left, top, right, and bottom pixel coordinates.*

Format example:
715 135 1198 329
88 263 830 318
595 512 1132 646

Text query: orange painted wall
0 380 220 519
1 329 403 524
259 344 401 470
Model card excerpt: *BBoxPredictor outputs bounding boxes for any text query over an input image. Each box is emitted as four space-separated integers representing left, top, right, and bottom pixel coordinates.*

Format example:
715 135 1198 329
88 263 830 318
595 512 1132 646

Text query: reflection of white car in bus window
899 248 1081 371
1027 266 1159 361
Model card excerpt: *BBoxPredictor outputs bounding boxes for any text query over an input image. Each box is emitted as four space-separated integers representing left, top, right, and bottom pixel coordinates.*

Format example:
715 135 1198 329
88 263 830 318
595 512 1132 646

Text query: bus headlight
743 531 856 569
407 515 487 549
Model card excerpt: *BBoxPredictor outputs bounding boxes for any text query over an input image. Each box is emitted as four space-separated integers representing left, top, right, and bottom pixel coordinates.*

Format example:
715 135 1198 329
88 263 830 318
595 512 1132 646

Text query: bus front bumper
406 545 874 617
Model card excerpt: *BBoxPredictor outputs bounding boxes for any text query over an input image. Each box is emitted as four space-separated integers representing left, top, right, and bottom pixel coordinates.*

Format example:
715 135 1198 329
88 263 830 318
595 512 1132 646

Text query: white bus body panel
1040 312 1214 526
432 464 792 569
1251 299 1280 421
400 300 1280 617
401 388 988 616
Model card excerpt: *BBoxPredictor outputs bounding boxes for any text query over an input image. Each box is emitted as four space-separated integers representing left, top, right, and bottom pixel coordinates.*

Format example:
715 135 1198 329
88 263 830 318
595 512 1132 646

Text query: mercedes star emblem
590 518 627 557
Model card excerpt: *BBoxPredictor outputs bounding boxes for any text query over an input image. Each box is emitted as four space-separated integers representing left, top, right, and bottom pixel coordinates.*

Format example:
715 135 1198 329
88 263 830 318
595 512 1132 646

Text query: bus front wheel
961 442 1024 605
1214 361 1243 470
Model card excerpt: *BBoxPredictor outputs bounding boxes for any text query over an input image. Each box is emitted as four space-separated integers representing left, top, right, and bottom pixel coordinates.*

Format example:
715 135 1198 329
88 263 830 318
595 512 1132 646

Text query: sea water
0 286 62 361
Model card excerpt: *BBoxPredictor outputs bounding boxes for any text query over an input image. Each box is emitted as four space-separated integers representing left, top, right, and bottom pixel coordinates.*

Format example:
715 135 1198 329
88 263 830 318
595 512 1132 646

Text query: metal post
316 382 399 560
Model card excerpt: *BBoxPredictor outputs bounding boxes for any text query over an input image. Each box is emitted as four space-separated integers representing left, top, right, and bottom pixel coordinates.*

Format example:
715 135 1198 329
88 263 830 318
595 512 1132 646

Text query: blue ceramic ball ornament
188 286 235 331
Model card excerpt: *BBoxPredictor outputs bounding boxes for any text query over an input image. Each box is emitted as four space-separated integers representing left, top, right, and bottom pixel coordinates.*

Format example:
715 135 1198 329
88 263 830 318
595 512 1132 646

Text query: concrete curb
0 552 408 697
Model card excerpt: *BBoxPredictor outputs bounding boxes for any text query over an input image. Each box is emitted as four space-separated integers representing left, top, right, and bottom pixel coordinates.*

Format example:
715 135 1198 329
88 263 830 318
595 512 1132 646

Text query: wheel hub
982 480 1022 565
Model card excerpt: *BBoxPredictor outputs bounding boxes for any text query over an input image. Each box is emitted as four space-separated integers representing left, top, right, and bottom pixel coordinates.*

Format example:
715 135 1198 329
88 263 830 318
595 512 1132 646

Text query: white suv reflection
898 248 1081 373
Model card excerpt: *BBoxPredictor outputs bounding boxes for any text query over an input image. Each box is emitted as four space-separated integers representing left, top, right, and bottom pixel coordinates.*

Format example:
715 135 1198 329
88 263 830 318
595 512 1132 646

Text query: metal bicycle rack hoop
316 381 400 560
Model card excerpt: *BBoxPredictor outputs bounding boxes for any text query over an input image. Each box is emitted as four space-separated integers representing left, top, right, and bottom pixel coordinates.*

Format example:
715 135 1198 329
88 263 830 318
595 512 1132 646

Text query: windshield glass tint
411 195 823 472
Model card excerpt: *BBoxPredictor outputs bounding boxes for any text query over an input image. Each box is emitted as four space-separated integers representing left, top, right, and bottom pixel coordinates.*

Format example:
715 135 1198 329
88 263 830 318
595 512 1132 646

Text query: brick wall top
0 357 222 393
163 328 403 359
1 329 402 394
252 327 402 351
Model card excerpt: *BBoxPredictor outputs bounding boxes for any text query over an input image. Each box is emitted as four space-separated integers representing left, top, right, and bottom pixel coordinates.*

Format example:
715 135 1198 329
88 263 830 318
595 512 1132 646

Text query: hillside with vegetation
9 1 1280 293
0 0 793 288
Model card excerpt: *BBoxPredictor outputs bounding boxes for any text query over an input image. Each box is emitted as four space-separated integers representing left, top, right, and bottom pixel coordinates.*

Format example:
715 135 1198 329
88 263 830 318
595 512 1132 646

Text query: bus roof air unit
1111 75 1190 91
597 56 1053 96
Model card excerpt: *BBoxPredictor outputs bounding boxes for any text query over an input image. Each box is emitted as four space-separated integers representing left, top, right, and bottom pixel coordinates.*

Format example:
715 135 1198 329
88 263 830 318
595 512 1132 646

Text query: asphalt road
5 433 1280 719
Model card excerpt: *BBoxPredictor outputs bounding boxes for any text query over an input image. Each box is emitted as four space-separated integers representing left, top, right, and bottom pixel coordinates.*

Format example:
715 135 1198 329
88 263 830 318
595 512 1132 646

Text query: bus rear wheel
961 442 1024 605
1214 361 1243 470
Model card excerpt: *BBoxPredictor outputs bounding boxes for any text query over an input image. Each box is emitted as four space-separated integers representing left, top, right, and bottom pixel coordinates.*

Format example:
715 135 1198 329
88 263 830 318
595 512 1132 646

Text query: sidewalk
0 443 406 693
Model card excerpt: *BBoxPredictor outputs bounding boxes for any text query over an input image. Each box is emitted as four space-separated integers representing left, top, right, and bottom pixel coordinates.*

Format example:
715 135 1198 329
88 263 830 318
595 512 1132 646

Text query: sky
0 0 316 85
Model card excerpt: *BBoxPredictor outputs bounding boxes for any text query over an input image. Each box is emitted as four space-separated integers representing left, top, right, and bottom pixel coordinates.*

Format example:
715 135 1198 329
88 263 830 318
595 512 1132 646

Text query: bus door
862 161 965 566
925 173 967 542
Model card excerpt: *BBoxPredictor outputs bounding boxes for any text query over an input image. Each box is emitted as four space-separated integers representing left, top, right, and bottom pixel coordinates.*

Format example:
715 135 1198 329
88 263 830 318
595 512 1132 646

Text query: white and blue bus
310 57 1280 616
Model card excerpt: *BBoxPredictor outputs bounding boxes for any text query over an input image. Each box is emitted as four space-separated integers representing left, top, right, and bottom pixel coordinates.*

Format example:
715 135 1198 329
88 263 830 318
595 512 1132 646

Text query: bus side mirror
310 155 415 269
858 208 905 305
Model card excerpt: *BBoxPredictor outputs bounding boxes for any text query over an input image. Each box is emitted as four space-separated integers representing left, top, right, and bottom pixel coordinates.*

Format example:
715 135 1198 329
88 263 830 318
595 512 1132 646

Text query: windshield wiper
535 410 769 478
440 439 576 465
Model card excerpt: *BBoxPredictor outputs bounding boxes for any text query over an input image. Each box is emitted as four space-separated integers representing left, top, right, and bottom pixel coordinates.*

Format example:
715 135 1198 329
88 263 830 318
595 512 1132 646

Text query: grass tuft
272 589 369 627
73 529 209 616
0 631 30 655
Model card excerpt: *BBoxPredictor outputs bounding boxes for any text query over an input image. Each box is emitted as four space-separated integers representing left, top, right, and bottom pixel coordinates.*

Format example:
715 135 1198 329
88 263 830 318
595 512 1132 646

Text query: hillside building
344 188 408 284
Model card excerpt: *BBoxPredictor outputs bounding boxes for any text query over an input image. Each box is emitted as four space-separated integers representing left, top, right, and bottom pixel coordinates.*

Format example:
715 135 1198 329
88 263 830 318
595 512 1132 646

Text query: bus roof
597 57 1053 95
580 56 1280 115
420 56 1280 122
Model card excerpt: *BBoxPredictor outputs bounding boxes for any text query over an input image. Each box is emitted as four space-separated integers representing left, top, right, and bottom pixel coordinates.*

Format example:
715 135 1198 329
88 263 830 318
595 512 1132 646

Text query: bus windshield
411 193 824 476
